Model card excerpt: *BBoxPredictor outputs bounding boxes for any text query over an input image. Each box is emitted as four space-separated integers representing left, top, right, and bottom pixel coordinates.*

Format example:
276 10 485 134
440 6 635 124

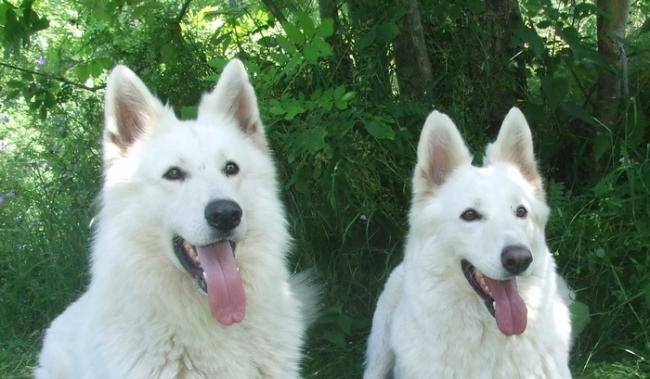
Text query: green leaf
301 127 327 152
365 120 394 140
2 0 49 53
592 135 612 162
316 19 334 38
593 135 612 161
296 12 315 36
284 100 305 120
358 27 376 50
312 38 332 57
341 91 356 102
337 313 353 334
569 301 590 336
0 2 11 26
276 35 297 54
7 80 22 88
644 284 650 308
323 330 345 347
333 86 348 110
282 21 304 45
74 64 91 82
375 21 399 44
304 43 317 64
333 85 345 99
268 99 285 115
565 102 598 127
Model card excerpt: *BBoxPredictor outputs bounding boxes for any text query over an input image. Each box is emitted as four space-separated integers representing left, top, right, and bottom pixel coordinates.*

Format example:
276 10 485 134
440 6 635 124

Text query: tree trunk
393 0 433 100
596 0 630 128
484 0 527 130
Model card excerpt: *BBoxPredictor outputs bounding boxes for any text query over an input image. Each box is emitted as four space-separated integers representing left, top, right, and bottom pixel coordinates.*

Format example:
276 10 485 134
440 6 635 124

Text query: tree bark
393 0 433 100
484 0 527 129
596 0 630 128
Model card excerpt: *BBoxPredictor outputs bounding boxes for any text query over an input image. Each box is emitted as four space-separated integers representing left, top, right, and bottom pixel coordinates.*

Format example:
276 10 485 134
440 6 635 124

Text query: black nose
501 245 532 275
204 200 242 232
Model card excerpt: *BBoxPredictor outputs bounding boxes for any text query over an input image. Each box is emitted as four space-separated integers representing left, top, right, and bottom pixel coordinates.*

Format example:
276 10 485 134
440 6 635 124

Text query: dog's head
101 60 279 326
409 108 550 336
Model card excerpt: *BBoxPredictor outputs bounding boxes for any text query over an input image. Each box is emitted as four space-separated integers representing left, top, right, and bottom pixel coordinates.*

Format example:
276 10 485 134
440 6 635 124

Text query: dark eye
460 208 482 222
163 167 186 181
516 205 528 218
224 161 239 176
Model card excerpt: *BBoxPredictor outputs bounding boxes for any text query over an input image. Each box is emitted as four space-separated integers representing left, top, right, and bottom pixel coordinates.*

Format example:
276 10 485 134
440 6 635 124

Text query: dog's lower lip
173 237 237 293
461 259 496 317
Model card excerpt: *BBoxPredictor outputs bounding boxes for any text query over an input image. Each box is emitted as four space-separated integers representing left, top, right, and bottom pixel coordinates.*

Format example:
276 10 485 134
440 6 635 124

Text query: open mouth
461 259 527 336
173 237 246 326
173 237 236 293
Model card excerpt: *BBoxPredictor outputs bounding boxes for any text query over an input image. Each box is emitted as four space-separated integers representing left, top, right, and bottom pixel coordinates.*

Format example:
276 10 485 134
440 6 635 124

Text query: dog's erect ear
198 59 266 149
413 111 472 196
104 65 165 162
485 107 543 192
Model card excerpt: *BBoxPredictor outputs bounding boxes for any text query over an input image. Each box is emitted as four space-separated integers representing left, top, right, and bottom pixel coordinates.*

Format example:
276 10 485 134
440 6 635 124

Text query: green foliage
0 0 649 377
0 0 49 55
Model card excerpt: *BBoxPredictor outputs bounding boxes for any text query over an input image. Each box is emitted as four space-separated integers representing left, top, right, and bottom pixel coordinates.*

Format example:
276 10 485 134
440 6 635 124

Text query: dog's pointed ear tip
108 65 136 83
504 107 529 125
106 65 147 98
226 58 245 68
222 59 249 79
507 106 524 115
423 110 455 132
425 110 449 122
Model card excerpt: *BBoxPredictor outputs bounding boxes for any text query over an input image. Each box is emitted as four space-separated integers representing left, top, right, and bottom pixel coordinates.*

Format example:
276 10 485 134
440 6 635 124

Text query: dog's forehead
152 118 244 155
446 164 533 201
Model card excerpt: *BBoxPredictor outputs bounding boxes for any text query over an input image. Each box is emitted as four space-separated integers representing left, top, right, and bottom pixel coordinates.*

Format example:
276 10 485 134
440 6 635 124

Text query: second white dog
364 108 572 378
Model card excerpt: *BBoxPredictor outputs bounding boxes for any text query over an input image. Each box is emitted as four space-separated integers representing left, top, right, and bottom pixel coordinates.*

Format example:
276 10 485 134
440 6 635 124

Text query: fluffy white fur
36 60 312 378
364 108 572 378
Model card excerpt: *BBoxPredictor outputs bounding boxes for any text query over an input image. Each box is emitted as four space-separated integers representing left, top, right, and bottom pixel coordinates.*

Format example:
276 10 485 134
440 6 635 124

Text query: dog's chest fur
85 248 301 378
389 265 571 378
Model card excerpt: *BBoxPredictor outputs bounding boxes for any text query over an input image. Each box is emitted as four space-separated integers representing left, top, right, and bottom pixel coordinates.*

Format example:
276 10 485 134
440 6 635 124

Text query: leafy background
0 0 648 377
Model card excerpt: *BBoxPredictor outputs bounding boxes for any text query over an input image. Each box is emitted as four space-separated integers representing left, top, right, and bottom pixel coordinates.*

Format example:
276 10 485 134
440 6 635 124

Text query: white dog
364 109 572 378
36 59 314 378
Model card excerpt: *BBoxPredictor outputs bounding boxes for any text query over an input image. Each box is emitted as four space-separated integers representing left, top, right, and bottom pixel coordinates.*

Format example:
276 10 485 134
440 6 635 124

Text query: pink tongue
484 277 527 336
196 241 246 326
